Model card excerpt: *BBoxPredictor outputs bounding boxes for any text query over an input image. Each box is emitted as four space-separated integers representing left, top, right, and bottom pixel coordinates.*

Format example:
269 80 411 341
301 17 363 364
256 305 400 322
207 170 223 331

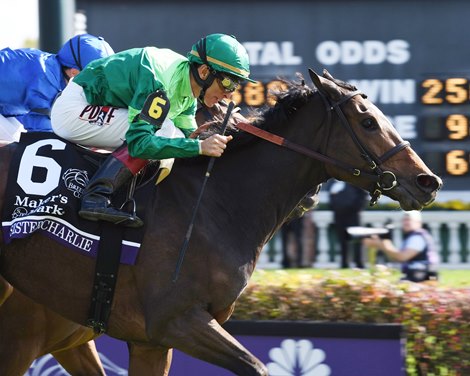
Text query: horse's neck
212 143 325 244
200 104 328 260
155 98 328 271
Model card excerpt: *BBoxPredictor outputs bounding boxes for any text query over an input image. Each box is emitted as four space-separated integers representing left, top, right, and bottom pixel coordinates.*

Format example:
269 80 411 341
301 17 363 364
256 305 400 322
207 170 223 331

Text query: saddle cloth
1 132 146 265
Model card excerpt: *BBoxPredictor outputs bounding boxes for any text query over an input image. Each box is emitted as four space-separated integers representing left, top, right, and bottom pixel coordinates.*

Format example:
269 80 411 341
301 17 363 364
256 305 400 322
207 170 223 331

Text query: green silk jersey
73 47 200 159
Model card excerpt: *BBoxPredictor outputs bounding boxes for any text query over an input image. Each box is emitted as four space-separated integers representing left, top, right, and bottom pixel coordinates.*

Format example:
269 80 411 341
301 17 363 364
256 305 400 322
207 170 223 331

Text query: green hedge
232 268 470 375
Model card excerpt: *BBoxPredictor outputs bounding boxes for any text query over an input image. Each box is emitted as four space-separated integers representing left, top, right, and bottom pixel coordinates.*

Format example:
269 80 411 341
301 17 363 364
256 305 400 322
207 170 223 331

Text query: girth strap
86 222 123 334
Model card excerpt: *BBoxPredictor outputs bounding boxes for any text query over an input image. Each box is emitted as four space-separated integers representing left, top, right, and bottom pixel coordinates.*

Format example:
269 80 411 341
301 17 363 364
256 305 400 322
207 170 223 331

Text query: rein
235 122 378 179
235 89 410 206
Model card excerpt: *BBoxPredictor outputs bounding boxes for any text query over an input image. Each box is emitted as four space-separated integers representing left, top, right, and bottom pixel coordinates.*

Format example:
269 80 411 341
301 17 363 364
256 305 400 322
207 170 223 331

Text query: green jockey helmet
188 34 256 84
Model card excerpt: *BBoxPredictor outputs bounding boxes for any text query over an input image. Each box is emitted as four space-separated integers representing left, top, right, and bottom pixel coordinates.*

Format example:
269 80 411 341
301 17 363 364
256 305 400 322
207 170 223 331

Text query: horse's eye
362 118 378 130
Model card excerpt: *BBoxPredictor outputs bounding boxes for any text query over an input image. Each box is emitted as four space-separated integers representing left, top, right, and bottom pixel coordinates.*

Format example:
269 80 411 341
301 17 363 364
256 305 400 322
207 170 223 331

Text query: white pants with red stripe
51 81 184 150
51 81 129 149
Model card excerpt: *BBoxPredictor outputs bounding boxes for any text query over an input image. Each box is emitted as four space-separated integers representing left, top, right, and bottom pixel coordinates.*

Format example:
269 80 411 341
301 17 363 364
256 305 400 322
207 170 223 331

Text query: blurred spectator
281 188 320 268
328 180 367 268
302 212 316 267
363 210 439 282
280 215 316 268
281 217 303 268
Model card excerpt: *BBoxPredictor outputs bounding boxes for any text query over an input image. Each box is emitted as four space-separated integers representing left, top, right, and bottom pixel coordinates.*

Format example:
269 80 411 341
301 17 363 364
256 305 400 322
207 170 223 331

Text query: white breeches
0 114 26 142
51 81 184 150
51 81 129 149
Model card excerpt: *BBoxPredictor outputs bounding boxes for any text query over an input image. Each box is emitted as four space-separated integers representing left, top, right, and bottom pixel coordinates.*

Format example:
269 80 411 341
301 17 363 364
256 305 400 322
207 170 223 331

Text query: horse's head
309 69 442 210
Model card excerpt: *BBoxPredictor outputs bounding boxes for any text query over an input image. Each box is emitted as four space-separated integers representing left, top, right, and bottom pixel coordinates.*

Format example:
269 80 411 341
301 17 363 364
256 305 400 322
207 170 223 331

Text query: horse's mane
182 73 356 162
200 73 356 139
251 78 316 129
198 76 316 143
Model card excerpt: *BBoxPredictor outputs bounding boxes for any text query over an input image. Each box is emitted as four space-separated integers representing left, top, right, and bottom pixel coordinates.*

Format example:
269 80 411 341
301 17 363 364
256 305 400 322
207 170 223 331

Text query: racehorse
0 142 105 375
0 102 248 376
0 70 441 375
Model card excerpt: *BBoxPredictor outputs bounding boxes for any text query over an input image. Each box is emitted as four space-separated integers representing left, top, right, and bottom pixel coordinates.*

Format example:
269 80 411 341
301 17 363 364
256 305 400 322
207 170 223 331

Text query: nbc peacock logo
26 353 128 376
266 339 331 376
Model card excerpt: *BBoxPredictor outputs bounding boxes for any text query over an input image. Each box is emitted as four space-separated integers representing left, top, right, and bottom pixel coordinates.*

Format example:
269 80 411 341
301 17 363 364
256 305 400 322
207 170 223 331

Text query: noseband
319 89 410 205
235 88 410 206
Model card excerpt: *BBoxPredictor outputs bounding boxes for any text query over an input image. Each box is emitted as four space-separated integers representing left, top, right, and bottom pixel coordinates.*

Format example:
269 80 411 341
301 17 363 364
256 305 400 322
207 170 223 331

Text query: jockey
0 34 114 140
50 33 255 228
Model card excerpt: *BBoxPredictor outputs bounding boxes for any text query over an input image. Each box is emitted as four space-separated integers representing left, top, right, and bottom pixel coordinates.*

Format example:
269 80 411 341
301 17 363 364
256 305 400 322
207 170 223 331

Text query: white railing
258 210 470 269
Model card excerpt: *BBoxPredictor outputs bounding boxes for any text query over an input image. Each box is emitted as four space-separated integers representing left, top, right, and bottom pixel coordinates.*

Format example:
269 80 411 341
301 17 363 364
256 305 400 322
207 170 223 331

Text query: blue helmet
57 33 114 70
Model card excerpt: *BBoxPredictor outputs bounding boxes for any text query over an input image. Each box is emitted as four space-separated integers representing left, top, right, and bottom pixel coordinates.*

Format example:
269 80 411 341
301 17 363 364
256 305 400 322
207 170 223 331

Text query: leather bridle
235 88 410 206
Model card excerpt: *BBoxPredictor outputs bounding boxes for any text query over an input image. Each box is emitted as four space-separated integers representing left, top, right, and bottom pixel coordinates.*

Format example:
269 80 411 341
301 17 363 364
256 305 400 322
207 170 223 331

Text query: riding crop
172 101 235 282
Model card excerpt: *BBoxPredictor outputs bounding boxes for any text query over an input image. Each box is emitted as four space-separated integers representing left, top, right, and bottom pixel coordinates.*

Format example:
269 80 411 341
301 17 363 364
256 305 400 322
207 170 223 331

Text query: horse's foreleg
0 276 13 306
213 303 236 324
0 348 36 376
128 342 172 376
52 341 105 376
0 286 46 376
0 283 104 376
153 308 268 376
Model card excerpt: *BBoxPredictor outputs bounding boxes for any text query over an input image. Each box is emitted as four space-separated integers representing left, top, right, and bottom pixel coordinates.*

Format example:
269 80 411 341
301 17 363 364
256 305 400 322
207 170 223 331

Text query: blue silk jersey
0 48 66 131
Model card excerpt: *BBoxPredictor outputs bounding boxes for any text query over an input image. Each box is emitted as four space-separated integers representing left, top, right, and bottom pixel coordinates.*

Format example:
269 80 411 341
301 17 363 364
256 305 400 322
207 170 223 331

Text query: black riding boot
79 155 143 228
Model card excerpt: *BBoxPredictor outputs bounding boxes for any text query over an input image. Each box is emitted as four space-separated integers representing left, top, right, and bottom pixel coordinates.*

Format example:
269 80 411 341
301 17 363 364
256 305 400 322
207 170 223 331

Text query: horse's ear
322 69 335 81
308 68 342 101
308 69 327 94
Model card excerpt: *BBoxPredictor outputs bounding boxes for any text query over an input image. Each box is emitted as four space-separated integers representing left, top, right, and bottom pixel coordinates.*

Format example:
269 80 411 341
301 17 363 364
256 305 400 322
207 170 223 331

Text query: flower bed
232 268 470 375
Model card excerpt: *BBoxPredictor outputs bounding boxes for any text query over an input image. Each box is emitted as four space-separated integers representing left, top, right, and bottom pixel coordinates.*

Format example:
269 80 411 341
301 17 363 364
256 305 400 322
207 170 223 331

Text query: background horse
0 70 441 375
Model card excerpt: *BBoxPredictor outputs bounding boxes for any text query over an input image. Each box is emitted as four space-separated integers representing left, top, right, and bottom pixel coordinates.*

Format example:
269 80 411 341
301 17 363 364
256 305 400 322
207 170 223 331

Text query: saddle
2 133 152 255
1 102 248 332
2 101 243 263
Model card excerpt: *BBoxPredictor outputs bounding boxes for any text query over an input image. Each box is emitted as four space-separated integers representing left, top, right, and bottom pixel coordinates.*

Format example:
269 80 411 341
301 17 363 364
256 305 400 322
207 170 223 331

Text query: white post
392 220 402 246
447 222 461 264
428 222 442 257
316 221 330 264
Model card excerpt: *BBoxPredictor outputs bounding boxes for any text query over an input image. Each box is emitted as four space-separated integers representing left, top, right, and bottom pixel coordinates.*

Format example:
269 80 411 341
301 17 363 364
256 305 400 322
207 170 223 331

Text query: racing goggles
216 74 240 93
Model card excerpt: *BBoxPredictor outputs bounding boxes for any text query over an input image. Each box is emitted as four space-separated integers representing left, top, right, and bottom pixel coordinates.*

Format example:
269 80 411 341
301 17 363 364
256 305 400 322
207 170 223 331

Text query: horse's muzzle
415 173 442 194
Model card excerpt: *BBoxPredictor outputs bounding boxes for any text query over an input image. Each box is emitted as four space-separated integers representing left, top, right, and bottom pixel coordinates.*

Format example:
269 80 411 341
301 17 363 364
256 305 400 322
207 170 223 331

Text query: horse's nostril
416 174 442 192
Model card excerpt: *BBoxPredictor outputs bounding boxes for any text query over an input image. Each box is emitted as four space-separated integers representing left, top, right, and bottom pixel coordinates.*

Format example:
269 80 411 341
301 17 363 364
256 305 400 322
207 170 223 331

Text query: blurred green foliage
233 268 470 375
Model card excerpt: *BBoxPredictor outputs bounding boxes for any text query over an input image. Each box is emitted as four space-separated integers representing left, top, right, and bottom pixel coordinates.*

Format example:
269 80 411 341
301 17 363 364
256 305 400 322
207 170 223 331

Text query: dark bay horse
0 102 247 375
0 70 441 375
0 101 264 376
0 141 104 376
